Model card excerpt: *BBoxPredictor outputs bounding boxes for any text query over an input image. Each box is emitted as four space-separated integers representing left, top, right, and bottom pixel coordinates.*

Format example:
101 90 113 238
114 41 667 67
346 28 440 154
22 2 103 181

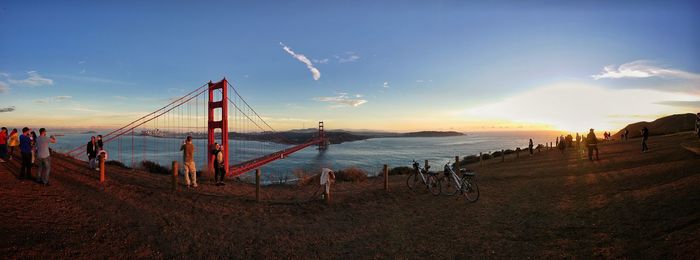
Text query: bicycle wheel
427 175 441 196
441 175 460 196
406 172 419 191
461 176 479 202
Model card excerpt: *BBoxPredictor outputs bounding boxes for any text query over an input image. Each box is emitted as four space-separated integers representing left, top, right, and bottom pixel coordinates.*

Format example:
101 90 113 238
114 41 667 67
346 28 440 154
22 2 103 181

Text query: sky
1 0 699 133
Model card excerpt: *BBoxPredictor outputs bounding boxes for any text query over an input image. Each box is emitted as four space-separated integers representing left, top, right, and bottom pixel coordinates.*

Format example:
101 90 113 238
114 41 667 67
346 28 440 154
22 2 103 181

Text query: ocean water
50 131 560 182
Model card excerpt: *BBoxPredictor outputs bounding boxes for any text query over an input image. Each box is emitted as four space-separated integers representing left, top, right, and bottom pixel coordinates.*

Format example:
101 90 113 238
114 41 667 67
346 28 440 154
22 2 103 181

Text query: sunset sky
1 1 699 133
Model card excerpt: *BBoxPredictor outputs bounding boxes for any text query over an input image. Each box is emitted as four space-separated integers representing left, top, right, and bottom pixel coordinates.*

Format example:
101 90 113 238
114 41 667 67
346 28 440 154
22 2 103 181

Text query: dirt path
1 133 698 258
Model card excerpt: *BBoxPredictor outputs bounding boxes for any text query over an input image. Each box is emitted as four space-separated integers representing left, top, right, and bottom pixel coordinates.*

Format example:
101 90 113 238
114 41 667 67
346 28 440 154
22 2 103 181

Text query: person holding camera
180 136 197 188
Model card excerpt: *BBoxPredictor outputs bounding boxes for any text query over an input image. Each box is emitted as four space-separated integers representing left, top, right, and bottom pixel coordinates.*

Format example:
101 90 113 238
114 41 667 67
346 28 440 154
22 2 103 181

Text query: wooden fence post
455 156 460 170
516 148 520 159
99 154 105 184
479 152 483 167
172 161 179 191
256 168 261 202
501 149 505 162
425 160 429 170
383 164 389 192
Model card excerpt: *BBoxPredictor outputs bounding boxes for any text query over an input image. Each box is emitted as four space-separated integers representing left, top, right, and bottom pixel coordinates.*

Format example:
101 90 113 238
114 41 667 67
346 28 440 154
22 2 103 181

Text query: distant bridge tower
208 79 229 175
318 121 328 150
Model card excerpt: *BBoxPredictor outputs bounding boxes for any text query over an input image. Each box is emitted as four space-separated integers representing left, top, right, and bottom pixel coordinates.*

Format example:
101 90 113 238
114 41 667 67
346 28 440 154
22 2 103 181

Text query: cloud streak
314 93 367 107
280 42 321 80
383 81 390 88
0 106 15 113
592 60 700 81
7 71 54 87
34 95 73 104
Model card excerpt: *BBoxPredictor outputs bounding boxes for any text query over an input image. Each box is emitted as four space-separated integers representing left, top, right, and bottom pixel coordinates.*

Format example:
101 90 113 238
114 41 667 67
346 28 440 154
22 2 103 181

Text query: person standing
19 127 33 179
30 131 37 165
695 113 700 140
35 128 56 185
8 128 19 160
180 136 197 188
96 135 104 150
641 126 650 152
86 136 98 170
575 133 581 149
0 127 7 162
213 143 225 186
528 139 534 156
586 128 599 161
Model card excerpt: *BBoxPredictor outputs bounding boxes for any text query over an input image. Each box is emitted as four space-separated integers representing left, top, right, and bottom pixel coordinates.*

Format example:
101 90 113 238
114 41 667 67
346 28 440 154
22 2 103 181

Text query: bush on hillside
389 166 413 176
105 160 129 169
140 160 170 175
335 167 368 183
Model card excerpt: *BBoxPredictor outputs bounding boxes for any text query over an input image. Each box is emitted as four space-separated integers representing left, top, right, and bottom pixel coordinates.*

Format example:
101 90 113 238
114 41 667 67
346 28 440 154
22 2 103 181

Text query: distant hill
399 131 464 137
614 113 697 139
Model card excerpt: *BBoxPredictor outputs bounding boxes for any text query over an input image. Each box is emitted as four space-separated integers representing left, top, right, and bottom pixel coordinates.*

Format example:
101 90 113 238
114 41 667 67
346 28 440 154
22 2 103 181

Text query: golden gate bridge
63 78 328 177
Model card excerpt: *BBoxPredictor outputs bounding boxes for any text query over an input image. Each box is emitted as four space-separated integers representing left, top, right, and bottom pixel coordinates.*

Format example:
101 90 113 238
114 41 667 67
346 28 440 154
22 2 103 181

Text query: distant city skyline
1 1 699 133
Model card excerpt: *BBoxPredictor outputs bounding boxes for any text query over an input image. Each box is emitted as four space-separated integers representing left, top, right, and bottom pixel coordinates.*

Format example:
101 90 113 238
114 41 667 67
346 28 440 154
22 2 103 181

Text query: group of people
0 127 57 185
178 135 228 188
546 126 652 161
85 135 108 171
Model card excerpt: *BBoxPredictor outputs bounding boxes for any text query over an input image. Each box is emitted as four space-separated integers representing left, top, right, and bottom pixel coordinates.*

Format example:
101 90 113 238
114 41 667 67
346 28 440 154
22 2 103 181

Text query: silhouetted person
575 133 581 148
180 136 197 188
87 136 98 170
558 135 566 154
586 128 599 161
641 126 649 152
96 135 104 150
528 139 534 156
624 128 629 141
695 113 700 140
19 127 33 179
213 143 225 186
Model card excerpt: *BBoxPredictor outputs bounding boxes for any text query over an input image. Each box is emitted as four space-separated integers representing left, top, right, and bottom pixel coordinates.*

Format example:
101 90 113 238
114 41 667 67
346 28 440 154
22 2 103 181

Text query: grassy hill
614 113 697 139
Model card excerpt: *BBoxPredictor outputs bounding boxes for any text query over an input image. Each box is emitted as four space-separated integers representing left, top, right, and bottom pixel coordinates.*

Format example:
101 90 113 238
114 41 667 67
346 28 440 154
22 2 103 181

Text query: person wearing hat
586 128 599 161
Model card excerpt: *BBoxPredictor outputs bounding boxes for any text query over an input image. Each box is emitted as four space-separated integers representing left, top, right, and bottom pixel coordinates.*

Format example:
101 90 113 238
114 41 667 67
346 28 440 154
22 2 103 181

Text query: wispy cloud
113 95 128 100
34 95 73 104
313 58 329 64
78 60 86 65
0 106 15 113
656 100 700 109
51 74 127 85
383 81 390 88
335 52 360 63
0 81 8 93
314 93 368 107
7 71 54 87
280 42 321 80
592 60 700 81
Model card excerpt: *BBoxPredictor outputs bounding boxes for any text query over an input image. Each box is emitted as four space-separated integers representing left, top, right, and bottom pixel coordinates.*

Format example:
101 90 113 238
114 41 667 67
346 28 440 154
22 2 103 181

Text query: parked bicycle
407 160 440 195
440 160 479 202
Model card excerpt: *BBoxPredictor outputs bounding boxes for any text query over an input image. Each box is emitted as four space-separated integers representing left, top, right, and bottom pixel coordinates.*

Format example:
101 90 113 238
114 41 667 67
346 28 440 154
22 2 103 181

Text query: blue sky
1 1 699 132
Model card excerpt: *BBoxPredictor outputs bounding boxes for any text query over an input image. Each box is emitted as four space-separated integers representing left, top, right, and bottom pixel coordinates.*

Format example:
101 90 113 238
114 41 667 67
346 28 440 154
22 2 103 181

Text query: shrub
389 166 413 176
481 153 493 160
504 149 515 155
335 167 368 183
105 160 129 169
492 151 503 157
460 155 480 166
140 160 170 175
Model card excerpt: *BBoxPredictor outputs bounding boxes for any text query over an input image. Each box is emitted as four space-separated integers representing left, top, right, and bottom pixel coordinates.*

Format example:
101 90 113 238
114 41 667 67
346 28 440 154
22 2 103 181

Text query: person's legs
189 162 197 187
21 152 32 179
36 158 44 182
219 167 225 184
0 144 6 161
594 146 599 160
41 157 50 184
587 146 593 160
89 157 95 169
184 164 192 186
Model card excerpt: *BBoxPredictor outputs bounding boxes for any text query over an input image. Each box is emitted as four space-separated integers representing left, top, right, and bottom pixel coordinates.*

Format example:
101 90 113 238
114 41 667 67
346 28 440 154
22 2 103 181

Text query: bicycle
440 161 479 202
406 160 440 195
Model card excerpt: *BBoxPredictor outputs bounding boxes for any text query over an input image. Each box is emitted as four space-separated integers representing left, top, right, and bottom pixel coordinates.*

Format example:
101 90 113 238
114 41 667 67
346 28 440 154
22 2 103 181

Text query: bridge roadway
228 138 323 176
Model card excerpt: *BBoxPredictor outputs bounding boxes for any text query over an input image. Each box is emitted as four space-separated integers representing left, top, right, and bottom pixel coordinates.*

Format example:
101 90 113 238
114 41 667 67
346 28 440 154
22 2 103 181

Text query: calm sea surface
50 131 560 182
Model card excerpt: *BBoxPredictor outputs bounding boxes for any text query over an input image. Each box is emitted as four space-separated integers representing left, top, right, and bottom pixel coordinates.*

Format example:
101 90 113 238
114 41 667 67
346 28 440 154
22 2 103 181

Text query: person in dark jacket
96 135 104 150
586 128 599 161
641 126 649 152
19 127 33 179
528 139 534 156
86 136 98 170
